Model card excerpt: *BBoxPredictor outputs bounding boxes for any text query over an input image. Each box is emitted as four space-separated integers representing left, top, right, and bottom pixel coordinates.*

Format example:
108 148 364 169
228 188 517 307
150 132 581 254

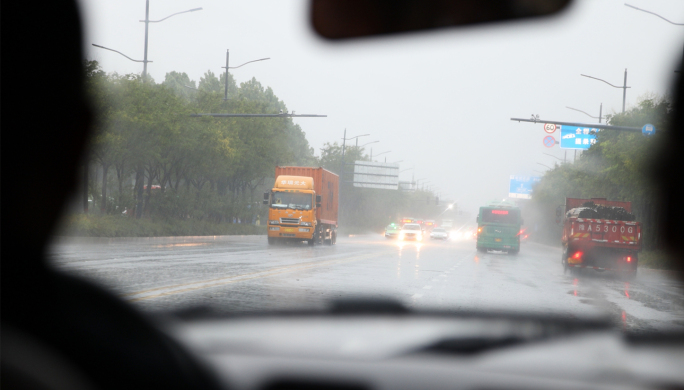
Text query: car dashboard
162 310 684 390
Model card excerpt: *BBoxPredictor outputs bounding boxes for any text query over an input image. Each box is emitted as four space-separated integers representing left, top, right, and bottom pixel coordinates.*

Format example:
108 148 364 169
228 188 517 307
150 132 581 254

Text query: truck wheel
308 238 315 246
268 237 276 245
476 245 486 253
508 248 519 255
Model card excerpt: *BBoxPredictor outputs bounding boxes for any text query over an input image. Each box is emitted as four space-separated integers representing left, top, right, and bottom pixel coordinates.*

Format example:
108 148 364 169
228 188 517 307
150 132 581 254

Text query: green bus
475 201 523 254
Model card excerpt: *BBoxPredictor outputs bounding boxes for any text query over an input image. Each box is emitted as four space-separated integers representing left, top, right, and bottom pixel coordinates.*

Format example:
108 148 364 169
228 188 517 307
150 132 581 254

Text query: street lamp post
543 152 564 164
140 2 202 82
339 130 369 224
371 150 390 161
359 141 378 160
566 104 603 123
359 140 378 149
340 131 369 177
581 72 630 113
221 50 270 101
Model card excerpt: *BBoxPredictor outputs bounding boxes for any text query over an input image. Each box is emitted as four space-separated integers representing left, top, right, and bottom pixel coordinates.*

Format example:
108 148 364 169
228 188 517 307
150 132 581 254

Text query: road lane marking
125 251 390 302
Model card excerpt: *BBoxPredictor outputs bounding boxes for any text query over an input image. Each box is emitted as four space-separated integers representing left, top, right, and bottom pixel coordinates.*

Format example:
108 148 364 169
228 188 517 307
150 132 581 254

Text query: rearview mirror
310 0 572 40
263 192 269 205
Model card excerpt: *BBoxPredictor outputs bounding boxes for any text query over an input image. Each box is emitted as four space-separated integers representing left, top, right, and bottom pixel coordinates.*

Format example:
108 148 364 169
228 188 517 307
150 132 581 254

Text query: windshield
480 209 520 224
48 0 684 340
271 192 312 210
433 228 445 232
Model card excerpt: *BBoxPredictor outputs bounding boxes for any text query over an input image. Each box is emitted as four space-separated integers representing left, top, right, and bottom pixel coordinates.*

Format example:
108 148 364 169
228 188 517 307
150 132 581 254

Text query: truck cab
265 168 338 246
475 201 523 254
265 175 320 245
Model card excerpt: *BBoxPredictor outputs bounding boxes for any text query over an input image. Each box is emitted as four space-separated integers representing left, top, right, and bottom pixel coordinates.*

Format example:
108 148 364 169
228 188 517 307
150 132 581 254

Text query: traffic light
435 197 439 205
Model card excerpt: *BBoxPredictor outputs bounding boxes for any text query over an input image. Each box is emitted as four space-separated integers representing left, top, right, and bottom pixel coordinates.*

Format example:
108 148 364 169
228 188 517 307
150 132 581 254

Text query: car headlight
269 220 279 225
300 222 312 227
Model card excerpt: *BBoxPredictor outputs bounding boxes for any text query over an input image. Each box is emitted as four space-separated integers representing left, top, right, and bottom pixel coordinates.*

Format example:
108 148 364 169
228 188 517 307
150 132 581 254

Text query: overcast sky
78 0 683 214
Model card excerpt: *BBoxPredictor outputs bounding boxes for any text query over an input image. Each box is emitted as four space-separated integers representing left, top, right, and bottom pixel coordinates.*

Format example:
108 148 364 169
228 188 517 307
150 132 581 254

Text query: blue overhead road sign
509 175 541 199
559 125 599 150
642 123 655 136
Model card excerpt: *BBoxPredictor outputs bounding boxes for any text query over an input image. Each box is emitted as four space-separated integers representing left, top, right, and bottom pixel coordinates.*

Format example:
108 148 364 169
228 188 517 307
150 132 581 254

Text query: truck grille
280 218 301 225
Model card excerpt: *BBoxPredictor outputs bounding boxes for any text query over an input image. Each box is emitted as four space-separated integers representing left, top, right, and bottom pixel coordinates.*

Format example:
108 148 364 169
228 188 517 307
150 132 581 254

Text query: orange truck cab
264 167 339 246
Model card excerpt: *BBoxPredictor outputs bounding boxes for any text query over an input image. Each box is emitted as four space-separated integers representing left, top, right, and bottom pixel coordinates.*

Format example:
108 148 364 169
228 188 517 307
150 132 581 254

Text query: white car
398 224 423 241
430 227 448 240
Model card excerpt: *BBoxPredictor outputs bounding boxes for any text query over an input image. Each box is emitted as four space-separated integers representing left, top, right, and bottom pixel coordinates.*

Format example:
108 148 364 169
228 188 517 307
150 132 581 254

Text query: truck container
561 197 641 279
263 166 339 246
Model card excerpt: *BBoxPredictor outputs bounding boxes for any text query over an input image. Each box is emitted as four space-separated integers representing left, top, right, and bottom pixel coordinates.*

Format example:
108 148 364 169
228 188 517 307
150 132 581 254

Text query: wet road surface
48 234 684 333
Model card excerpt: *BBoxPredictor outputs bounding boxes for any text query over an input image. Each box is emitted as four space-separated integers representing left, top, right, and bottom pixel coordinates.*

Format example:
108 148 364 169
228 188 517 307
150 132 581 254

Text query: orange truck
263 166 339 246
561 197 641 279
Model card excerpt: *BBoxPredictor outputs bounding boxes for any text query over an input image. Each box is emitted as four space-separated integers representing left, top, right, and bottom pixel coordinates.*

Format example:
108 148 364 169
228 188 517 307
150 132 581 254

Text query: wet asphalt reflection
49 235 684 333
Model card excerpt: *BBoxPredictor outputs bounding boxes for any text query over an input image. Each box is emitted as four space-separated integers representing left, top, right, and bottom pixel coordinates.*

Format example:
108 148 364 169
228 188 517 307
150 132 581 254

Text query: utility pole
142 0 150 82
340 129 346 180
224 49 229 101
622 69 627 113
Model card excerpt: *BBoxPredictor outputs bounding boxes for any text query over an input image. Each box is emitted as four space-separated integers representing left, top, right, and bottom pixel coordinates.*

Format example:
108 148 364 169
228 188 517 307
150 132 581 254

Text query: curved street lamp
139 3 203 81
371 150 390 160
566 105 603 123
222 51 270 100
580 72 630 113
359 140 379 148
542 153 563 162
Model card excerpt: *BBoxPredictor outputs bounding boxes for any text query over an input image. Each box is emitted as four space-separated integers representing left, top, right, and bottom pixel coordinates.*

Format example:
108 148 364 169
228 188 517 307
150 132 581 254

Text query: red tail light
568 251 583 264
626 256 632 263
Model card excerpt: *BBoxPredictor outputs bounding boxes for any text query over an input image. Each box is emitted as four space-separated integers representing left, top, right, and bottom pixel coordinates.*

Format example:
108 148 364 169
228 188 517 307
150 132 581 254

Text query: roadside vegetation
58 214 266 237
68 61 442 237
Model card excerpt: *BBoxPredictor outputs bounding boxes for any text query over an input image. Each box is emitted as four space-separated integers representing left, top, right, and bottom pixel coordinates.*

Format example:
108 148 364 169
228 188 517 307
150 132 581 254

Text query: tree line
84 60 315 224
83 60 440 230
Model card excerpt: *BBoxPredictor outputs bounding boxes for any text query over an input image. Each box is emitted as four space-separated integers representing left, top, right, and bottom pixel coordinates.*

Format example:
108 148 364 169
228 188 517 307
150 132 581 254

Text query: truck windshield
271 192 312 210
481 209 520 224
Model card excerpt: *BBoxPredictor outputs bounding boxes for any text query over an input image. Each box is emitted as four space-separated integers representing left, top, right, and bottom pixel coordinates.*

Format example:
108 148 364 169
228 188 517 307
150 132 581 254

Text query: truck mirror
316 195 322 203
263 192 269 205
316 203 322 208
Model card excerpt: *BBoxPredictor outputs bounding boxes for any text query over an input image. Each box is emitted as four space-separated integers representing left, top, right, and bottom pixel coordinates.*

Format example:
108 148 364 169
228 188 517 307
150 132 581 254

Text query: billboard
509 175 541 199
352 161 399 190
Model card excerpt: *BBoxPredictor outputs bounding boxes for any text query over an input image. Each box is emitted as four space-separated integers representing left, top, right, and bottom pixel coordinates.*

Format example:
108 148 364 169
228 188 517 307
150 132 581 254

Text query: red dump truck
263 166 339 246
561 197 641 279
